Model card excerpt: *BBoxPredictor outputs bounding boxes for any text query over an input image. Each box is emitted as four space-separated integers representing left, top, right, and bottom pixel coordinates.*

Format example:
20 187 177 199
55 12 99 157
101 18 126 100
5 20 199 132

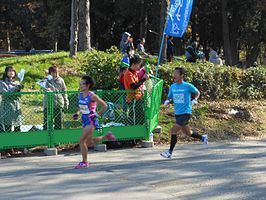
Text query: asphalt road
1 140 266 200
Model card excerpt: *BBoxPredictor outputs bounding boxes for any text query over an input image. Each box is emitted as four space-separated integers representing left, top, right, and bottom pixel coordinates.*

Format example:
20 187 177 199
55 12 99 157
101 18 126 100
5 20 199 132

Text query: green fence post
145 79 163 137
144 89 150 141
47 91 54 148
96 90 104 137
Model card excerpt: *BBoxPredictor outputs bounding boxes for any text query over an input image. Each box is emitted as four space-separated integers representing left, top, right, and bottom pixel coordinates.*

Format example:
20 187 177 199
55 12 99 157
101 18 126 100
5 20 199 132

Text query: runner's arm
91 94 107 116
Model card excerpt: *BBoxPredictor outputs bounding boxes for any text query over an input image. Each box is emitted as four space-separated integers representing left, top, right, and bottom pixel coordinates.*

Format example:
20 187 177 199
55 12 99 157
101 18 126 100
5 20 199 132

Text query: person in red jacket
123 55 149 125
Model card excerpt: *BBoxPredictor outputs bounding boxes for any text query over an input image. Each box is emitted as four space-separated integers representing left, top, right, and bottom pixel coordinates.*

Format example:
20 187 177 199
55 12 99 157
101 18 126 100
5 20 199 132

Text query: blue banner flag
164 0 194 38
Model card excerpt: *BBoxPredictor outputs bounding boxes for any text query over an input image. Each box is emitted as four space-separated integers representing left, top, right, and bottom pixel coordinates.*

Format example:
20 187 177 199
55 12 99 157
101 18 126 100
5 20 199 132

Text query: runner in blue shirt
73 76 116 169
160 67 208 159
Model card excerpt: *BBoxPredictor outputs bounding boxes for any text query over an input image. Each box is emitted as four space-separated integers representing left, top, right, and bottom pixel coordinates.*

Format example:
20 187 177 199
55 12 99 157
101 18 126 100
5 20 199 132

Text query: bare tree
159 0 169 63
69 0 79 57
7 29 11 52
78 0 91 51
221 0 233 66
139 0 148 39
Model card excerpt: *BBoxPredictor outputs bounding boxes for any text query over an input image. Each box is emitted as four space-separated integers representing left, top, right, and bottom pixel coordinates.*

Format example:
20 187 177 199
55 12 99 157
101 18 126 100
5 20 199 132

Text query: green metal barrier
0 78 163 150
146 79 163 134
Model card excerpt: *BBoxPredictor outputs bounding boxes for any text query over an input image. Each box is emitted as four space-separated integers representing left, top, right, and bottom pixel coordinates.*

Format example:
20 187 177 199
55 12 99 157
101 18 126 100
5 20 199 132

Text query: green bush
80 46 123 90
158 62 266 100
1 50 265 100
79 46 159 90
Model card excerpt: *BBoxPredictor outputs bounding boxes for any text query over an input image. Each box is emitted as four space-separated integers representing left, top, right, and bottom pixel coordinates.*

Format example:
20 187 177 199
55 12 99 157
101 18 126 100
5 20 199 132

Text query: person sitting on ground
137 38 148 57
209 47 223 66
185 40 203 63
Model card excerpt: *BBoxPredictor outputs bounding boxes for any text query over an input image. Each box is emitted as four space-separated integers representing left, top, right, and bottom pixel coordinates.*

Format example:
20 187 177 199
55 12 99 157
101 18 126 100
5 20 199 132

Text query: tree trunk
78 0 91 51
246 44 260 67
229 5 240 66
54 36 58 52
7 29 11 52
263 49 266 65
246 10 265 67
159 0 169 63
69 0 79 57
139 0 148 38
221 0 232 66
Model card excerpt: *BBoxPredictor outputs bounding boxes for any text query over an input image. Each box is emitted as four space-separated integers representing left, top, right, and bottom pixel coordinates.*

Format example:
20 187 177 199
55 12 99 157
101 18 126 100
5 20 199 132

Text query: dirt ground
157 100 266 144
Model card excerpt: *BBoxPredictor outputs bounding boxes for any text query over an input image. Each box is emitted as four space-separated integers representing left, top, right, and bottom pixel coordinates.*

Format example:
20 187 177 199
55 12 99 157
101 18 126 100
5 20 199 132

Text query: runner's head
174 67 185 83
80 76 96 91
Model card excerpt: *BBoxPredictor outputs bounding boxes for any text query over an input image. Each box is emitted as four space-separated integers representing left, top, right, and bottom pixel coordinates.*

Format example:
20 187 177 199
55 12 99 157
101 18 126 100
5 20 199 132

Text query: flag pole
155 25 167 77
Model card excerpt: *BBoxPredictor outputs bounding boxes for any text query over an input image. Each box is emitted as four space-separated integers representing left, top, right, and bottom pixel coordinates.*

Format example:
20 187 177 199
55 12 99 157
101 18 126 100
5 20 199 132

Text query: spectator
209 47 223 66
167 36 174 62
137 38 148 57
119 32 131 54
0 66 23 133
118 46 135 90
128 36 135 52
123 54 149 125
118 46 135 115
136 61 154 92
43 66 69 130
185 39 203 62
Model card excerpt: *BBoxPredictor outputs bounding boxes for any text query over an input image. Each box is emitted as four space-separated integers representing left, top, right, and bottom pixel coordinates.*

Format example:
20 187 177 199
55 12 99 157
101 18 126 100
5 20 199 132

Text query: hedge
80 47 266 100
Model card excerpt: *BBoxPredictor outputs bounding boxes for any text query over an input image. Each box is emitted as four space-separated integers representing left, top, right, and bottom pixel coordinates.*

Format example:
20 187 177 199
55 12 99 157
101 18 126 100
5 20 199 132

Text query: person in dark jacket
119 32 131 54
167 36 174 62
185 40 204 62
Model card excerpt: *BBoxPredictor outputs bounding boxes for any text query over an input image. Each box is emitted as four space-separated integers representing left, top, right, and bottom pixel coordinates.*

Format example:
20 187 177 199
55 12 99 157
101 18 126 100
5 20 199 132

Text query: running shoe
105 131 116 141
74 161 89 169
201 135 208 145
160 150 172 159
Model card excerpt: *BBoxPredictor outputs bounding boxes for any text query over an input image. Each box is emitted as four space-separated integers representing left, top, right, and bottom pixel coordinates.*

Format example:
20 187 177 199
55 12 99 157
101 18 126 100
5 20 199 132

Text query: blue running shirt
167 82 199 115
78 92 97 115
79 92 100 128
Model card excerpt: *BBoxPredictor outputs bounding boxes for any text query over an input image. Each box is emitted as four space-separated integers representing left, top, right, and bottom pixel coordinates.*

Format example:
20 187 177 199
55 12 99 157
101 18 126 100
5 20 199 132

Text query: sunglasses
80 81 87 85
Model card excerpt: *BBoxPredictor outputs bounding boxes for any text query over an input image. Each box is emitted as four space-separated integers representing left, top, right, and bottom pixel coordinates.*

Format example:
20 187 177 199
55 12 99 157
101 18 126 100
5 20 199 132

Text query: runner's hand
163 99 170 106
73 113 79 120
191 99 198 106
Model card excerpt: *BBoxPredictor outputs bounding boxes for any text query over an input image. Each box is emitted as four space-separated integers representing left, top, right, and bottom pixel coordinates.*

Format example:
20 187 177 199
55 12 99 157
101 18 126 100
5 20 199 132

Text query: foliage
42 0 71 49
159 61 266 100
1 0 265 67
79 46 123 89
0 0 71 50
0 50 265 100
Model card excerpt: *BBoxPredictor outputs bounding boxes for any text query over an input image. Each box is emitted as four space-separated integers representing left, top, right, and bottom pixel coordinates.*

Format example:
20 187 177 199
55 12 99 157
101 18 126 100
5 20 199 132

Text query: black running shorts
175 114 191 126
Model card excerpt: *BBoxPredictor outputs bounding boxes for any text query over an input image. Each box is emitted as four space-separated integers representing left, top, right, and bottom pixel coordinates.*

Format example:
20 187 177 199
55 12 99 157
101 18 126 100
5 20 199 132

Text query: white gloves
163 99 198 106
164 99 170 105
191 99 198 106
